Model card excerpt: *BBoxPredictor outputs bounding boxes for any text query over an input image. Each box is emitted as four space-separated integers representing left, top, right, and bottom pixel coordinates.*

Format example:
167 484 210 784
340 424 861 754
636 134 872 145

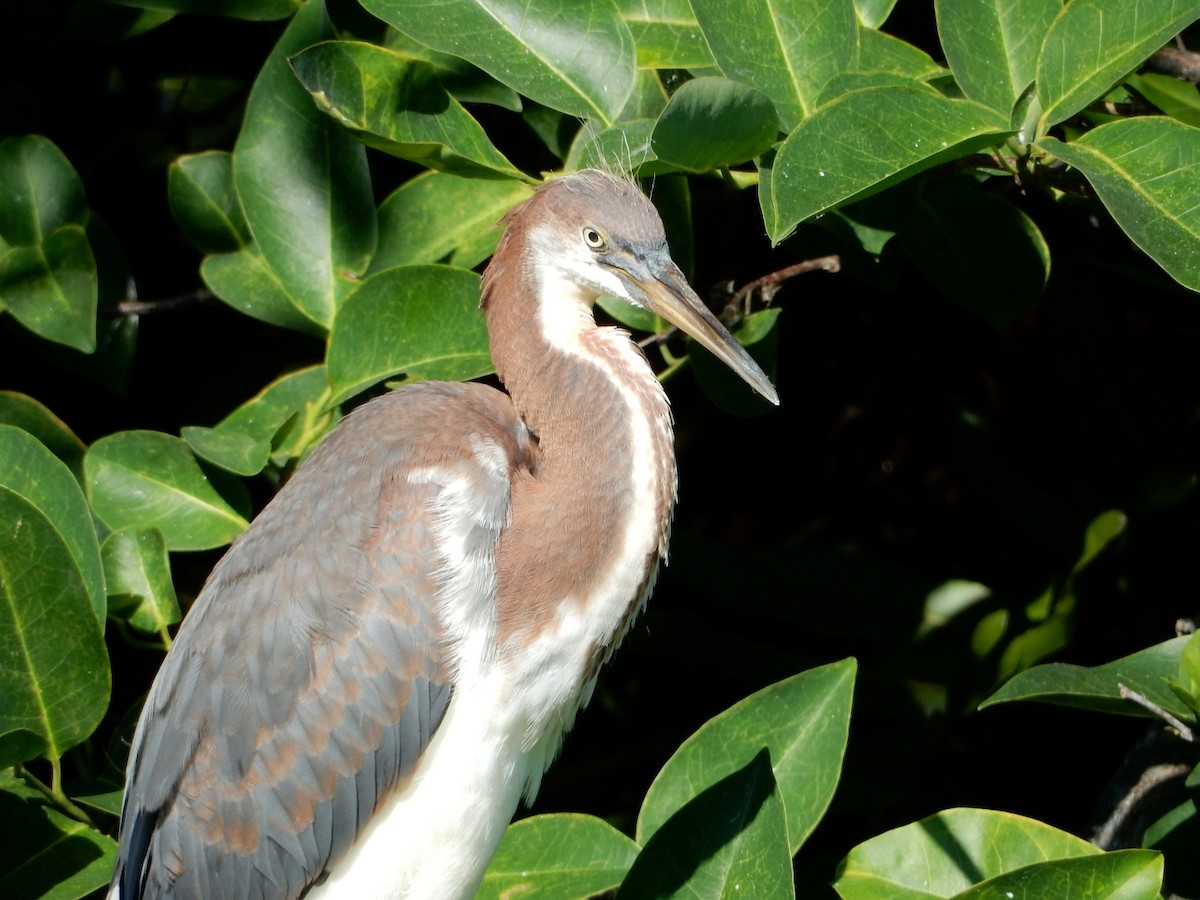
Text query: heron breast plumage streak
111 170 779 899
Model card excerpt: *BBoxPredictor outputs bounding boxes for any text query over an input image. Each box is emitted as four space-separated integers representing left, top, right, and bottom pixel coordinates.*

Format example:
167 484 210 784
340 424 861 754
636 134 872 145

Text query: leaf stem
16 762 98 828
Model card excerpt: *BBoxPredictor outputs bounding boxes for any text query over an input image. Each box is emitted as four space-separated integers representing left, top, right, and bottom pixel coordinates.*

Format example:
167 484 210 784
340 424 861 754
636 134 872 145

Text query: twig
1118 683 1195 742
1147 46 1200 84
102 289 214 317
638 255 840 349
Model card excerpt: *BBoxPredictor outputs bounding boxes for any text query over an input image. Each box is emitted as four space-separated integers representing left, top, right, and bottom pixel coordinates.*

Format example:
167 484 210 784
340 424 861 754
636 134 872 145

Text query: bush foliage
2 0 1200 897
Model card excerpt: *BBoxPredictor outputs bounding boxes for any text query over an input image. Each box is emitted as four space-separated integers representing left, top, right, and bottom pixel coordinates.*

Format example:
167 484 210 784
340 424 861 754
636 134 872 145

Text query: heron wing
113 382 534 899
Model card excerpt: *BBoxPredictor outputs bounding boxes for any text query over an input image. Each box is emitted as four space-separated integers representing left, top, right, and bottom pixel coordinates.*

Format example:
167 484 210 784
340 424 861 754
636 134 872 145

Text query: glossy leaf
690 0 859 128
0 225 98 352
1037 0 1200 129
618 0 714 69
1040 118 1200 292
373 172 532 272
182 424 271 477
936 0 1057 119
768 85 1009 242
623 752 793 900
855 28 945 83
0 488 109 769
201 246 327 336
0 425 105 622
0 391 87 480
232 0 375 329
980 635 1193 722
833 808 1104 898
479 813 639 899
952 849 1163 900
290 42 524 179
362 0 636 125
327 265 492 405
0 774 118 900
217 365 331 445
0 135 87 246
102 527 180 636
638 657 855 855
899 188 1050 328
85 430 249 552
167 150 250 254
854 0 898 29
651 77 780 173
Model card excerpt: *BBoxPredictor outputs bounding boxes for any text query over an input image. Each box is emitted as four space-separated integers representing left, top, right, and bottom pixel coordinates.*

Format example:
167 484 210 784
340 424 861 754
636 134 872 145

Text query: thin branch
1146 46 1200 84
639 255 840 349
1118 683 1195 742
102 288 214 317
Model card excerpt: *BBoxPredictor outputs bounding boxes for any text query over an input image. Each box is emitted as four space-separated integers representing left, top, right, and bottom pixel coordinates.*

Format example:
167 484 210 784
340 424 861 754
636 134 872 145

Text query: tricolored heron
110 170 778 899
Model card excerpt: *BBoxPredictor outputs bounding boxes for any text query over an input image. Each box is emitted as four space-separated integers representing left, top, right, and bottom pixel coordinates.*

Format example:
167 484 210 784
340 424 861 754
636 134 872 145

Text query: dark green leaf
651 77 780 173
1040 118 1200 292
638 658 855 855
479 813 639 899
291 42 525 178
182 425 271 477
233 0 375 329
0 392 87 480
201 246 327 336
691 0 859 128
565 120 663 175
935 0 1058 118
0 489 109 768
85 431 249 551
951 849 1162 900
374 173 532 272
217 365 331 446
624 751 793 900
1036 0 1200 129
618 0 714 69
168 151 251 253
0 135 87 246
1127 73 1200 128
768 85 1009 242
0 425 105 622
327 265 492 405
0 774 118 900
833 808 1105 898
362 0 637 125
0 225 97 352
980 635 1193 722
899 189 1049 328
101 527 180 636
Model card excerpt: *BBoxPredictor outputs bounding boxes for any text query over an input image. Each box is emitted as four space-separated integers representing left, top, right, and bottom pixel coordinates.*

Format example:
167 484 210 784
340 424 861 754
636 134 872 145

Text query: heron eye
582 226 607 251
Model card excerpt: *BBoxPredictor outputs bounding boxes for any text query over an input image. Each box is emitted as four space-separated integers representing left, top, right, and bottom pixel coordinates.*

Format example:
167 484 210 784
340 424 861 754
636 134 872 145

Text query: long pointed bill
616 255 780 406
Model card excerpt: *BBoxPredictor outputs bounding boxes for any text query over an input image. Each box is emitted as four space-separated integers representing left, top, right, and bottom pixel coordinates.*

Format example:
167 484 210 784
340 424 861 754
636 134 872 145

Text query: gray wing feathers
114 383 528 899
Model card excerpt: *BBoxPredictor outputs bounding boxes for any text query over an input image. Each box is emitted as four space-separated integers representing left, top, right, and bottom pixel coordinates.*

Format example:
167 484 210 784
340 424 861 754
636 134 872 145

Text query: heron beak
616 255 780 406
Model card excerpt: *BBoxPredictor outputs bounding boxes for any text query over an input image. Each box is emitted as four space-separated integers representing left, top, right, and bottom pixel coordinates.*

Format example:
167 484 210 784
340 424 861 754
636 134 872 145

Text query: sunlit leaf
86 431 249 551
327 265 491 405
1040 118 1200 292
768 85 1009 242
980 635 1193 722
618 0 714 69
291 41 525 178
0 489 109 768
651 77 780 173
201 246 327 336
362 0 636 125
101 527 180 636
182 425 271 477
691 0 859 128
479 813 638 899
638 658 855 855
1037 0 1200 129
0 425 105 621
373 173 533 273
233 0 375 328
0 392 87 480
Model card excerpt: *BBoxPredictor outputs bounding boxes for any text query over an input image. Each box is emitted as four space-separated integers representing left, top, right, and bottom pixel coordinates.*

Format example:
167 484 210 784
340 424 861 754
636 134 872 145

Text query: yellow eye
582 225 607 251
